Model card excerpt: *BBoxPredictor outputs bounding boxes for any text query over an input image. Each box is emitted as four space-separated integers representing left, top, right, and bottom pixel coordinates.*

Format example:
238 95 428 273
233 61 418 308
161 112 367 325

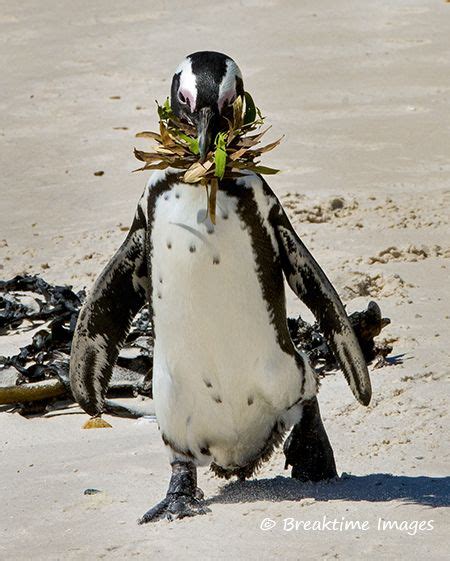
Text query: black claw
194 487 205 500
138 497 170 524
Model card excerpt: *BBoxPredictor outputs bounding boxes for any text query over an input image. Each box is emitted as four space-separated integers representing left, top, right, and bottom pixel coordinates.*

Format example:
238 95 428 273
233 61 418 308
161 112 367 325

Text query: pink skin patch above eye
218 89 235 113
179 88 195 111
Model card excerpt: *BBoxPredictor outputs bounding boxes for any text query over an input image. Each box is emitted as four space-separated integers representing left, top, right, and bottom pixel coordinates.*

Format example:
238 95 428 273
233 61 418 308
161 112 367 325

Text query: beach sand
1 0 449 559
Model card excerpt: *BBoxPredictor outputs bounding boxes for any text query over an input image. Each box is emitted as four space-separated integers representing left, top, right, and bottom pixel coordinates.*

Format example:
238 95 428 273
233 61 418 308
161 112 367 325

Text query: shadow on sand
207 473 449 508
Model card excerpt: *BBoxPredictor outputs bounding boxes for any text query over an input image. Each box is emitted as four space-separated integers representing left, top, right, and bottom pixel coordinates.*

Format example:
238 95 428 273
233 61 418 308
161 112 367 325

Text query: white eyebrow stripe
175 57 198 111
218 59 242 111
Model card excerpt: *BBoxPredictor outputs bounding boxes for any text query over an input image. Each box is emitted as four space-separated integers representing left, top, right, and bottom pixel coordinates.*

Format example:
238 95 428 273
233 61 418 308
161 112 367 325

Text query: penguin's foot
138 460 210 524
138 492 209 524
284 397 338 482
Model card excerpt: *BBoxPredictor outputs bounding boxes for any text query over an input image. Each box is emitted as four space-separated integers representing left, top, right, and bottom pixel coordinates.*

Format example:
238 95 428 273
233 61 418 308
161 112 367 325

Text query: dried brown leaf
257 136 284 154
133 161 171 172
229 147 249 161
232 96 244 130
154 146 179 156
135 131 162 142
160 121 176 147
245 165 280 175
161 142 187 156
235 127 271 148
248 136 285 158
133 149 165 163
208 178 218 224
184 160 212 183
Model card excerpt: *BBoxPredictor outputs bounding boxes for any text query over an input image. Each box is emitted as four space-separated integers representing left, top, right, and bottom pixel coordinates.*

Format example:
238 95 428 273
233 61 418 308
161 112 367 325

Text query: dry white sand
1 0 449 559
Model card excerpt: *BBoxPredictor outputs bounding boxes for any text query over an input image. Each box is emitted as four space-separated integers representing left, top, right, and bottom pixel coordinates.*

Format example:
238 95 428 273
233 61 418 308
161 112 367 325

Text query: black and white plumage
69 52 371 522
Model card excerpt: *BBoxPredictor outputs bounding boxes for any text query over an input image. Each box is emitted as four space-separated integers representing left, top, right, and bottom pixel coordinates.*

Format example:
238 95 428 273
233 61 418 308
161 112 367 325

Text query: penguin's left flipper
138 461 210 524
270 197 372 405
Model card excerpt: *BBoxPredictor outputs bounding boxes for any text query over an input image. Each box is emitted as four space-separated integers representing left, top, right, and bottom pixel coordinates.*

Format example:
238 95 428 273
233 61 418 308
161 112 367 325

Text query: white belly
150 180 316 468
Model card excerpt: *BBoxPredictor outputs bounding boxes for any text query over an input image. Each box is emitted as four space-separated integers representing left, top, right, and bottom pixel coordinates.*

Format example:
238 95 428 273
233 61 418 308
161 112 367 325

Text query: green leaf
214 132 227 179
177 132 199 155
243 91 257 125
136 94 282 181
157 97 173 120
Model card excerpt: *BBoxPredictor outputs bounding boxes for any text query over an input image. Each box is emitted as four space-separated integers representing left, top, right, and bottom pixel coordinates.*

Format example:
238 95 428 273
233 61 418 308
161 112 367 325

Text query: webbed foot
138 492 209 523
138 460 210 524
284 397 337 482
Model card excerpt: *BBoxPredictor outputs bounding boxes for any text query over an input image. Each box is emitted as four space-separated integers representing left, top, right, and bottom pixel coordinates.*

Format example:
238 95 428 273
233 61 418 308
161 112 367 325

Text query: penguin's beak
196 106 214 163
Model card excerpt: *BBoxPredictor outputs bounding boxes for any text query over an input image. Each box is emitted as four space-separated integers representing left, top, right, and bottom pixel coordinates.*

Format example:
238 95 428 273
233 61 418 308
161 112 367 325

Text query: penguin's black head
170 51 244 161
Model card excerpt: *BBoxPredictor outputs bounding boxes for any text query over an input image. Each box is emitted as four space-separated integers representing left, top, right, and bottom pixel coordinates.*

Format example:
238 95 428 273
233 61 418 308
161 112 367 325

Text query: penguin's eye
178 91 186 104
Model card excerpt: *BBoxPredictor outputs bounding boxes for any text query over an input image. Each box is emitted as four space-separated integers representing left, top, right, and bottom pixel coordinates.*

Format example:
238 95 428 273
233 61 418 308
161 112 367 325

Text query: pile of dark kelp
0 275 392 418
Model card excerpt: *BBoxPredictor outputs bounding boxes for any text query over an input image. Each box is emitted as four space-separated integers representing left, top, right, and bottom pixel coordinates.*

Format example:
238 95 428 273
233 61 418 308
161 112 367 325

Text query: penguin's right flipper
270 199 372 406
69 200 148 417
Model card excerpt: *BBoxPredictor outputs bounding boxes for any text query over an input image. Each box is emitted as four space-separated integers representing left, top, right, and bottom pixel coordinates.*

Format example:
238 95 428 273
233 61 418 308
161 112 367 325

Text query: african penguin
69 51 371 523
